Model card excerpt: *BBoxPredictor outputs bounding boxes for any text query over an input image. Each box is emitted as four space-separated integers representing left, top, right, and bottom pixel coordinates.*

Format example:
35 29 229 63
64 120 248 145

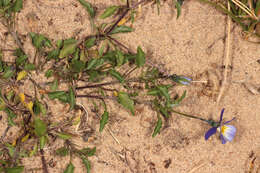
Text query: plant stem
171 109 209 123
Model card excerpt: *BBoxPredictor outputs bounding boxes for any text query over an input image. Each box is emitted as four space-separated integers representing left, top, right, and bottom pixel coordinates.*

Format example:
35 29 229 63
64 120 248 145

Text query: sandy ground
1 0 260 172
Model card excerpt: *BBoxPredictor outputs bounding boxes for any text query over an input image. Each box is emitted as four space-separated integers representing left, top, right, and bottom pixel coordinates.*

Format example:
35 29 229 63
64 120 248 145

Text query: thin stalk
171 109 209 123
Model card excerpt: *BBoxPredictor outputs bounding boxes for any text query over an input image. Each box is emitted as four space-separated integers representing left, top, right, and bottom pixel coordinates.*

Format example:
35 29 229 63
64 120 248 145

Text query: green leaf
56 147 69 157
59 39 77 59
4 108 16 126
48 91 68 102
78 0 95 18
174 0 182 19
99 111 109 132
171 90 186 107
157 85 170 102
152 116 162 137
5 166 24 173
34 117 47 137
39 136 47 149
81 157 91 173
29 143 38 157
24 63 35 71
86 58 104 70
71 60 85 72
33 100 41 115
109 69 124 83
50 79 58 91
29 32 51 49
118 92 135 115
15 49 27 66
45 69 53 78
63 162 75 173
80 147 96 157
100 6 119 19
68 87 75 110
116 50 124 66
13 0 23 12
5 143 15 157
85 37 96 48
2 66 15 79
57 132 72 140
109 25 133 35
135 46 145 67
47 49 59 60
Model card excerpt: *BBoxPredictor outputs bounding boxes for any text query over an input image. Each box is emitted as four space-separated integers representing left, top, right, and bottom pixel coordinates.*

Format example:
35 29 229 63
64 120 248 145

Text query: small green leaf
68 87 75 110
63 162 75 173
4 108 16 126
24 63 35 71
5 166 24 173
85 37 96 48
81 157 91 173
48 91 68 102
174 0 182 19
33 100 41 115
29 143 38 157
135 46 145 67
50 79 58 91
47 49 60 60
57 132 72 140
78 0 95 18
172 90 186 107
99 111 109 132
39 136 47 149
3 66 15 79
29 32 51 49
71 60 85 72
59 39 77 59
34 117 47 137
100 6 119 19
86 59 97 70
110 25 133 35
109 69 124 83
118 92 135 115
152 116 162 137
13 0 23 12
56 147 69 157
157 85 170 102
6 143 15 157
45 69 53 78
116 50 124 66
80 147 96 157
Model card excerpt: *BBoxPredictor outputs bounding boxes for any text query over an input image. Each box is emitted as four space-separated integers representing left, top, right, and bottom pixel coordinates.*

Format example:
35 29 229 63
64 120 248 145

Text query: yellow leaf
12 139 16 147
113 91 118 97
26 101 33 113
21 134 30 143
19 93 25 103
17 70 27 81
118 17 127 26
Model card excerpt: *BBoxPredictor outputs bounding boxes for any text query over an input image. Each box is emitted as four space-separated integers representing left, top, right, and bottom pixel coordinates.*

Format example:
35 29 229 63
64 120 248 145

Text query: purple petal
205 127 217 140
221 125 236 142
220 134 227 144
219 108 225 123
224 117 236 125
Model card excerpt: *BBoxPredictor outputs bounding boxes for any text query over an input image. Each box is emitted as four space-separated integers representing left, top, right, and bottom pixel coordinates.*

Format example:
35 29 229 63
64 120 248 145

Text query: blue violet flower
170 75 192 85
205 108 236 144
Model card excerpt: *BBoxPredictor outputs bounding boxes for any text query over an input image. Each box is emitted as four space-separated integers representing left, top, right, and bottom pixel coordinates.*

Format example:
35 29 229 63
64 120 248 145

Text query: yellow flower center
221 125 227 134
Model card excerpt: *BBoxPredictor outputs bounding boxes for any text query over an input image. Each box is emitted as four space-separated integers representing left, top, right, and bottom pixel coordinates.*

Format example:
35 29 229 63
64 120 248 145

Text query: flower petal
220 134 227 144
205 127 217 140
219 108 225 123
221 125 236 142
224 117 236 125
